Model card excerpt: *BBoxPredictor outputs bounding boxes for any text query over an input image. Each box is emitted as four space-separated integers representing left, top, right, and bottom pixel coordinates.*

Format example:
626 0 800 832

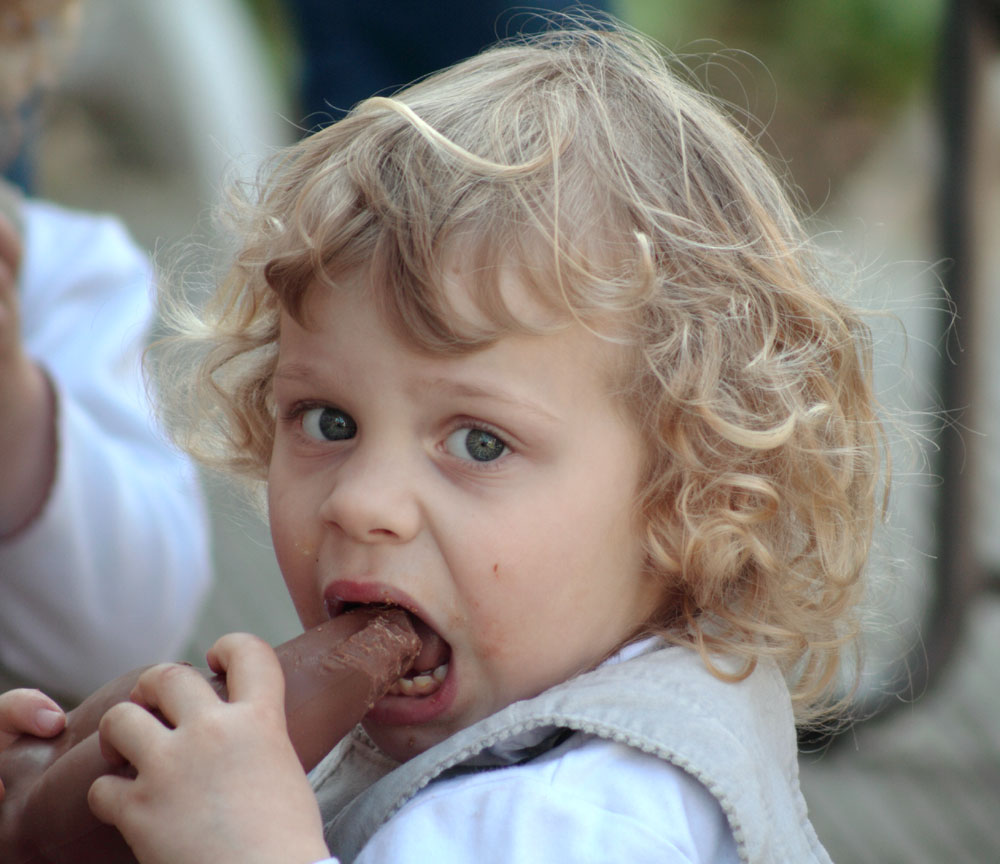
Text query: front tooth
432 663 448 683
411 673 435 691
397 677 415 696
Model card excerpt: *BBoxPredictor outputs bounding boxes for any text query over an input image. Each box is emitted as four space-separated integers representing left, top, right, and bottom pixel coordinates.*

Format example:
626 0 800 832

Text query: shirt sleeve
353 735 740 864
0 200 212 700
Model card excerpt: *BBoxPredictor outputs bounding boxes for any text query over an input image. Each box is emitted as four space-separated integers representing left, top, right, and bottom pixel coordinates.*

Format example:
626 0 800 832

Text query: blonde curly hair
153 19 885 723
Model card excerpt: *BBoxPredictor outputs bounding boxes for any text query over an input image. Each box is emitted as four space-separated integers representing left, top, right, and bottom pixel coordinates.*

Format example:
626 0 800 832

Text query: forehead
290 246 578 351
436 251 567 333
282 273 628 395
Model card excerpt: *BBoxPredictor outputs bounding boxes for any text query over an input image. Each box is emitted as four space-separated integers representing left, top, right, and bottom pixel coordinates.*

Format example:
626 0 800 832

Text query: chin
362 721 448 763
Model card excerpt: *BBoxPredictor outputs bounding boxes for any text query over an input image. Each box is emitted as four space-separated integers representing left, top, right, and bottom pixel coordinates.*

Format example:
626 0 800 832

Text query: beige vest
310 644 832 864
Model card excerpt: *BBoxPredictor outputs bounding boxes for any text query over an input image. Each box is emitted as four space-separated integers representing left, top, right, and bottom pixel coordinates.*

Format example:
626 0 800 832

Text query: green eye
445 427 507 462
302 407 357 441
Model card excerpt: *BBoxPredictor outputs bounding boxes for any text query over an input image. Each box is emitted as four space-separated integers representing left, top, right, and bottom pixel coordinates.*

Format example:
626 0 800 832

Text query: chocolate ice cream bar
0 608 419 864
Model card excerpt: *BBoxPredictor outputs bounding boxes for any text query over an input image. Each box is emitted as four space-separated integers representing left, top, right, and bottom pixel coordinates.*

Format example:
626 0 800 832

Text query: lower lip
366 663 458 726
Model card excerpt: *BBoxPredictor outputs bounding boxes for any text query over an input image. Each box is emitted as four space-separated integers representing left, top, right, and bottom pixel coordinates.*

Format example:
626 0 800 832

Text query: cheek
267 480 323 623
276 528 320 566
271 522 317 609
445 549 526 661
467 600 518 663
462 549 566 661
268 459 320 551
469 494 642 643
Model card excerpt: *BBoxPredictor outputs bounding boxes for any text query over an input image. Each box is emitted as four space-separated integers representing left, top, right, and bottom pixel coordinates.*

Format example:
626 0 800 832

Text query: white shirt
314 641 740 863
0 198 212 699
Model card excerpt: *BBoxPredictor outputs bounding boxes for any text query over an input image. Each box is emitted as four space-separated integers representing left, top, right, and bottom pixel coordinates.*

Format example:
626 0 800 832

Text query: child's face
267 275 659 761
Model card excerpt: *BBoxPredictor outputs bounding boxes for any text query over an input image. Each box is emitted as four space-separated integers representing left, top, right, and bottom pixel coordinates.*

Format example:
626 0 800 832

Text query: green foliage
620 0 942 111
237 0 301 90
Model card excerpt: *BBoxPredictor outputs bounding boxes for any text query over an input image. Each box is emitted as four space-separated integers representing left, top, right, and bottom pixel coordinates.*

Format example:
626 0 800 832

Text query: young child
1 18 883 864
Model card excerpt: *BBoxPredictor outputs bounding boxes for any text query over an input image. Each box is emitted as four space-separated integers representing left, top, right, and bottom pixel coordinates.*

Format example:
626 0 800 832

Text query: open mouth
329 600 452 699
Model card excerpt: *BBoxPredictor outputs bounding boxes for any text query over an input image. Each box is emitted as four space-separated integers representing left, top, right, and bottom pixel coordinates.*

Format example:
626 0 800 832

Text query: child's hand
0 688 66 801
88 633 331 864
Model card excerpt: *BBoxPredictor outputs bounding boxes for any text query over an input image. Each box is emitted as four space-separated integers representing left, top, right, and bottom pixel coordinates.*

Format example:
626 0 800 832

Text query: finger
87 773 132 828
207 632 285 707
0 688 65 743
98 701 165 771
129 662 218 728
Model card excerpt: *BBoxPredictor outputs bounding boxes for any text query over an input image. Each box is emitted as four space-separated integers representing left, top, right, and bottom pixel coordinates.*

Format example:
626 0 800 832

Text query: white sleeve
0 200 212 699
353 735 740 864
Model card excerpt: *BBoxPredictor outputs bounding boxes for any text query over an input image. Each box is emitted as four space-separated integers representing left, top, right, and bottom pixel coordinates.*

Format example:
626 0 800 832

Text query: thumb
0 688 66 746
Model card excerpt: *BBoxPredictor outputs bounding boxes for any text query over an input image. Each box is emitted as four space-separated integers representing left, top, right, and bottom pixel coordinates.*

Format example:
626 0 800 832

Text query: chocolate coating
0 609 419 864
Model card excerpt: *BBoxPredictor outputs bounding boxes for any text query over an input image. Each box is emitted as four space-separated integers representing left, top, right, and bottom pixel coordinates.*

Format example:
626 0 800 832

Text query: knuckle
100 700 133 730
222 631 267 652
157 662 193 683
137 661 194 694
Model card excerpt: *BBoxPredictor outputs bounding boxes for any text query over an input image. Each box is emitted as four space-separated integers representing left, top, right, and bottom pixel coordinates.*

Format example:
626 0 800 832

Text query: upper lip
324 579 427 626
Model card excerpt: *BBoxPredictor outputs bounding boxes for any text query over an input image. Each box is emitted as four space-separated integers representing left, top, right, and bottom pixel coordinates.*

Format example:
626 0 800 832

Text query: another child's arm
0 688 66 799
0 211 55 538
88 633 332 864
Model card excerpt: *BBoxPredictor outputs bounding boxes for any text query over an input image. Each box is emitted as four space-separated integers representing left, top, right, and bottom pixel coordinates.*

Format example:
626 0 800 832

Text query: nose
317 440 422 543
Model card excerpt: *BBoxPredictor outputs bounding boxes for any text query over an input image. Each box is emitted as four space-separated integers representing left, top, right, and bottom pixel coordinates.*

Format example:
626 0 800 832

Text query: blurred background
19 0 1000 860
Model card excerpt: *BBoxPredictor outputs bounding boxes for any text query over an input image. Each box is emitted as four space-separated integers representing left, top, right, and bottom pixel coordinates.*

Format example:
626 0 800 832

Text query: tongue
409 616 450 672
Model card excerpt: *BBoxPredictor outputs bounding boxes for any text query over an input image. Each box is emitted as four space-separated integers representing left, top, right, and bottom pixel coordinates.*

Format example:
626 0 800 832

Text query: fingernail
35 707 64 735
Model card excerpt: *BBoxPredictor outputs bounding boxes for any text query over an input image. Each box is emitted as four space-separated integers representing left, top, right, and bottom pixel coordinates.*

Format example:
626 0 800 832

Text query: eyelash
281 402 514 467
442 418 512 466
281 400 328 427
281 401 348 442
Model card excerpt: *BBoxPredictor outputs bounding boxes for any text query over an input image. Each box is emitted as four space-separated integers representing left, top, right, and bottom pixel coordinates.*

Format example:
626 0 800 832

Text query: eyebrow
274 363 559 424
421 378 560 424
273 362 321 383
